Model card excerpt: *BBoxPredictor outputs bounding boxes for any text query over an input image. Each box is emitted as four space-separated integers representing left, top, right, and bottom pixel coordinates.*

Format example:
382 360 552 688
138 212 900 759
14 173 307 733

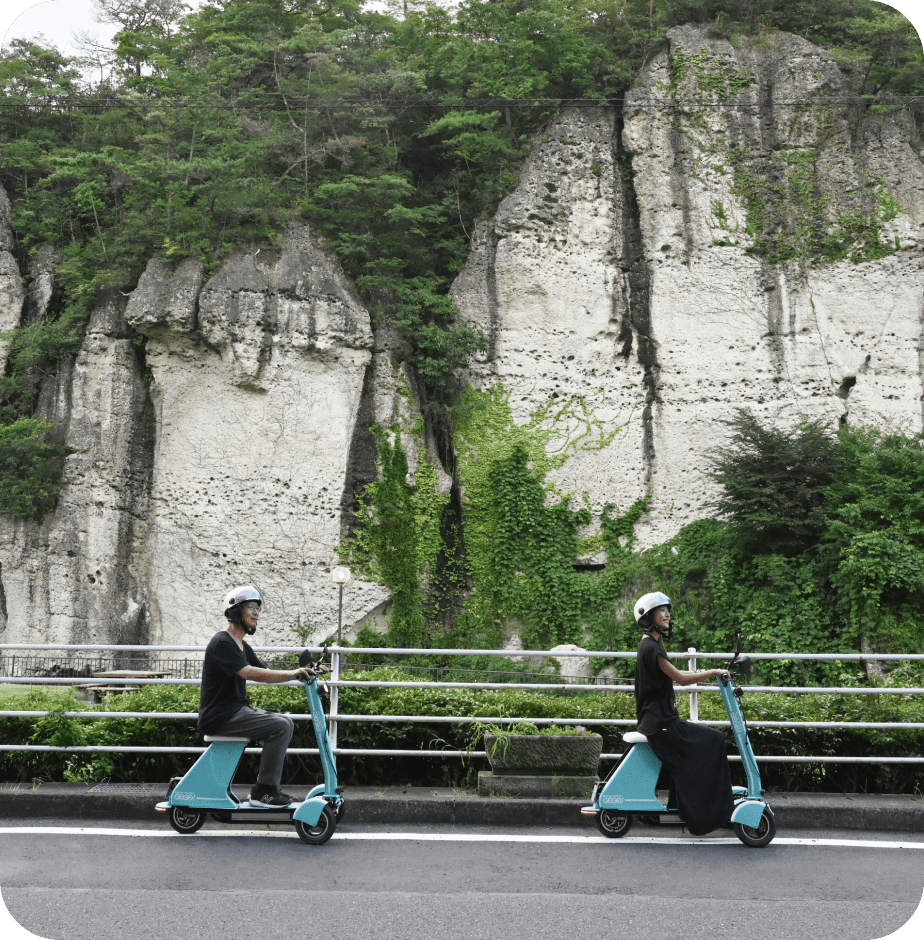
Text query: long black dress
635 634 735 835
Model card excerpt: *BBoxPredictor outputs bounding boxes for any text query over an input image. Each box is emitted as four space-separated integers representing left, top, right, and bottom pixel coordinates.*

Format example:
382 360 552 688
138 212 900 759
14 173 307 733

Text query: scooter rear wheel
595 810 633 838
295 804 336 845
733 808 775 847
168 806 205 834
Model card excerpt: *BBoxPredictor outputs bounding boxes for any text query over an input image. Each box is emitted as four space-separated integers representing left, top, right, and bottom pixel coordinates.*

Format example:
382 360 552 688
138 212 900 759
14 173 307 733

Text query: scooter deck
155 799 306 822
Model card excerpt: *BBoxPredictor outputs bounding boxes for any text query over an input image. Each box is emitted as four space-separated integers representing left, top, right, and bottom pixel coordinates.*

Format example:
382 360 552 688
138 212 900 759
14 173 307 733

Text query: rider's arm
238 665 311 684
658 657 727 686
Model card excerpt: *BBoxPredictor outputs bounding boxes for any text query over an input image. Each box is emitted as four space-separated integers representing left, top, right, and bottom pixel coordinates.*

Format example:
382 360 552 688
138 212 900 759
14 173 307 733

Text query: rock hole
836 376 857 400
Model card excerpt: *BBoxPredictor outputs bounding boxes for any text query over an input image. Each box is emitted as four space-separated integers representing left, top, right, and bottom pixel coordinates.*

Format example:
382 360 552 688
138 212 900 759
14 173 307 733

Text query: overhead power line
0 94 920 112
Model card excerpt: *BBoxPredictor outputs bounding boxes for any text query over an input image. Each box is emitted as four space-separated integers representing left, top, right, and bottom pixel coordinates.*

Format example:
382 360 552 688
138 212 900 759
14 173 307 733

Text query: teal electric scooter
155 647 343 845
582 633 776 847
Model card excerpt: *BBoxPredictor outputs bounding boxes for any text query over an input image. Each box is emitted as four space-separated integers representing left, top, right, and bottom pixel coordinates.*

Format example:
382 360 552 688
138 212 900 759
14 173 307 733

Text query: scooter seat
203 735 250 742
622 731 649 744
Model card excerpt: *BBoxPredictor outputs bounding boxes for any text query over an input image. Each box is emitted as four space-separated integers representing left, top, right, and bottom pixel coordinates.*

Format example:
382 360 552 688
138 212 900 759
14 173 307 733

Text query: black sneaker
249 785 294 808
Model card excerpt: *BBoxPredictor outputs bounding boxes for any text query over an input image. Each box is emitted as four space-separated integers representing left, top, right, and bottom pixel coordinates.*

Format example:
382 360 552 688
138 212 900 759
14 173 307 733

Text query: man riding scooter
197 585 314 808
634 591 736 835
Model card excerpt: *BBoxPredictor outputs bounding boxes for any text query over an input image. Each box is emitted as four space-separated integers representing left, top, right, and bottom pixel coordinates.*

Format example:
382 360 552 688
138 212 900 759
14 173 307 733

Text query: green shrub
2 671 921 792
0 418 68 519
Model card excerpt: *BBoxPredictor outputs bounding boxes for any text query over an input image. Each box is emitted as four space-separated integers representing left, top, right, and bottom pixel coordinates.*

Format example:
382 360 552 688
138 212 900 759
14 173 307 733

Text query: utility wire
0 94 920 111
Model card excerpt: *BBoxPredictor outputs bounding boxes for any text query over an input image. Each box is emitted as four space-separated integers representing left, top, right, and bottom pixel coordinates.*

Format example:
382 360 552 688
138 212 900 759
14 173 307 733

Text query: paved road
2 819 923 940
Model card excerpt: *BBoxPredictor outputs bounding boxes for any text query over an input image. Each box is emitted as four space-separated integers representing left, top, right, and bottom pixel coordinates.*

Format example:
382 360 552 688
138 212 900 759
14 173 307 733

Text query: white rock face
623 25 924 544
451 109 650 535
453 26 924 550
0 224 393 648
126 224 388 646
0 186 24 372
0 293 153 645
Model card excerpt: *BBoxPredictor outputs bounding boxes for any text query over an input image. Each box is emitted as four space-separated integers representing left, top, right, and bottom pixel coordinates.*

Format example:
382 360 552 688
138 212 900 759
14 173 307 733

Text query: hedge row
1 669 922 793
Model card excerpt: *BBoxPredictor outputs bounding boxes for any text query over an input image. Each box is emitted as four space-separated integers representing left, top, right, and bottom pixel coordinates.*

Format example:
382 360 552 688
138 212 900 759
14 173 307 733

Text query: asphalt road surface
2 819 923 940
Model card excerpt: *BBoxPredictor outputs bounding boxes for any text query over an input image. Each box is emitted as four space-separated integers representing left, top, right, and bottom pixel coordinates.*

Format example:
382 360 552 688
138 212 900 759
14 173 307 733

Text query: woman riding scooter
634 591 735 835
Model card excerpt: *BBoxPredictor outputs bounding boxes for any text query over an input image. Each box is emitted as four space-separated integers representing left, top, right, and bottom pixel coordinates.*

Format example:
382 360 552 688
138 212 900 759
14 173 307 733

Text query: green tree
708 409 844 554
823 428 924 653
0 418 68 519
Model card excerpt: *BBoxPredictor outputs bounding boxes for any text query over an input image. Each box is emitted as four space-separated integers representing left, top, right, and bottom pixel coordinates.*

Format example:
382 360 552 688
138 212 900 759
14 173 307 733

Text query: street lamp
328 565 351 754
330 565 351 644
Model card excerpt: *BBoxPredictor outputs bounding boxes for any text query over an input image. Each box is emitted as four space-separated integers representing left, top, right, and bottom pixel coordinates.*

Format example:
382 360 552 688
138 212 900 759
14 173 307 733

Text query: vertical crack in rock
667 113 695 266
614 107 659 485
920 293 924 429
118 332 157 653
482 233 501 365
764 268 795 391
339 355 378 539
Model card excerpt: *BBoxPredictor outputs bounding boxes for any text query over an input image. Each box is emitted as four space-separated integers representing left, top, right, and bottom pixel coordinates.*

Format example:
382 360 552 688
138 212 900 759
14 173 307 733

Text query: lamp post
330 565 351 644
328 565 350 753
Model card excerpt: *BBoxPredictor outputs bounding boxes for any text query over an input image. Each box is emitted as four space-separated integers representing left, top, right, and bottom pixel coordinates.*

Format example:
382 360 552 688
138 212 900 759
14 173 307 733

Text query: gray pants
214 706 294 787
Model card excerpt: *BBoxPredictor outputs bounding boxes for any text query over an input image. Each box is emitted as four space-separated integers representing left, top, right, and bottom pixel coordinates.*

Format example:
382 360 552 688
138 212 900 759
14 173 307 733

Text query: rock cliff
1 25 923 647
453 25 924 549
0 224 398 646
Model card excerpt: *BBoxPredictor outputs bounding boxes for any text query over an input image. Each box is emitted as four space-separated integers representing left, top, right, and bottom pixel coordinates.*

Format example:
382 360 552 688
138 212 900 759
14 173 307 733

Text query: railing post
688 647 699 722
328 648 340 751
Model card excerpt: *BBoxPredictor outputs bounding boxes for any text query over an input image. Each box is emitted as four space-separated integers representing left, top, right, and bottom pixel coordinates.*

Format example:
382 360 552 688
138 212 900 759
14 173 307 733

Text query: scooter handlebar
297 645 332 675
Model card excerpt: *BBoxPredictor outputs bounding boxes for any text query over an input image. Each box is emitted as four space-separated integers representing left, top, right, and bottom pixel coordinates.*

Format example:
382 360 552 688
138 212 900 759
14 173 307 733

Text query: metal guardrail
1 644 923 764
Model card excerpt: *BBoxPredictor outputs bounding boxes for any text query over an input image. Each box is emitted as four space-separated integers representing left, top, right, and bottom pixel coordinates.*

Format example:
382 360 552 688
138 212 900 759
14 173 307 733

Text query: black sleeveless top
634 635 679 735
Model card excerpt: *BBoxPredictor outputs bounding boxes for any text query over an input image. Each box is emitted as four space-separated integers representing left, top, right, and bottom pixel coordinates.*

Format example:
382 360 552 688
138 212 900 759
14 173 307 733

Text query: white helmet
223 585 263 633
634 591 672 638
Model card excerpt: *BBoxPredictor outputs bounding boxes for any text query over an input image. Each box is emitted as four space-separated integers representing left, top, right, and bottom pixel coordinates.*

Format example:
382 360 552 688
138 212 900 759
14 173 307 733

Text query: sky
0 0 132 55
0 0 196 54
0 0 396 56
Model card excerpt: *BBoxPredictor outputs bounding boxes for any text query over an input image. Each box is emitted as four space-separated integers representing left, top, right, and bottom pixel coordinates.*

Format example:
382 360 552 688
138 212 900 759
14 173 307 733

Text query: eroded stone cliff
453 24 924 549
0 223 402 645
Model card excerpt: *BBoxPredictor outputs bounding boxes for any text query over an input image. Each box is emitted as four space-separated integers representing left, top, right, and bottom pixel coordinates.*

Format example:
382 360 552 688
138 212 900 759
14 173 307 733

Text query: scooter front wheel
734 807 775 847
168 806 205 834
295 804 336 845
595 810 633 838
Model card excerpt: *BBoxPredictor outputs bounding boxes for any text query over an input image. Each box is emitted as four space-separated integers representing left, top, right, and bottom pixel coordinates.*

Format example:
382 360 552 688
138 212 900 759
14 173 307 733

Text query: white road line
1 827 923 849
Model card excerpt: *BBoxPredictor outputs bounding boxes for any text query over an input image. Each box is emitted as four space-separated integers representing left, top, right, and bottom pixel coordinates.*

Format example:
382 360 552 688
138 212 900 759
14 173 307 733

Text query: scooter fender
305 784 326 801
293 797 328 827
731 799 767 828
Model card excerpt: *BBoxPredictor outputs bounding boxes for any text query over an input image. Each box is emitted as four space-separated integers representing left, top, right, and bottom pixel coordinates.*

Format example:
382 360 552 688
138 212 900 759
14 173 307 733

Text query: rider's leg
214 706 295 787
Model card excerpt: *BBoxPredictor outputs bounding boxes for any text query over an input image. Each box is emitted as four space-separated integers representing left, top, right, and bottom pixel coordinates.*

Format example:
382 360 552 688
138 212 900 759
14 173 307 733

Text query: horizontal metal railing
1 644 923 764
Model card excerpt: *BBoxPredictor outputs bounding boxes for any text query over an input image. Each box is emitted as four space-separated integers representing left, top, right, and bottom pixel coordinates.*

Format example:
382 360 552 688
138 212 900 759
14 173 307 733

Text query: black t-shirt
197 631 266 734
634 635 679 735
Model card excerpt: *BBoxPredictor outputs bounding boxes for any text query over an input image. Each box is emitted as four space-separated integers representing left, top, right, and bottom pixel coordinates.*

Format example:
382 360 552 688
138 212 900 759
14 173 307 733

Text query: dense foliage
353 394 924 694
612 414 924 686
3 671 922 792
